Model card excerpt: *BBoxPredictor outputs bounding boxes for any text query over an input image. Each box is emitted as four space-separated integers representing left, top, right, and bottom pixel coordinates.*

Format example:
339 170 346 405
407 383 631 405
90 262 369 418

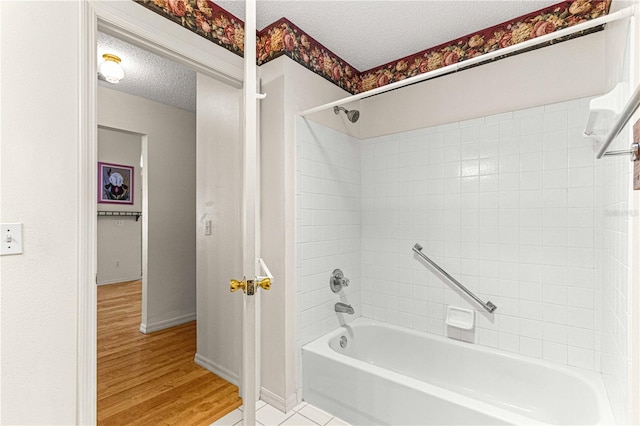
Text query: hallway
97 280 242 425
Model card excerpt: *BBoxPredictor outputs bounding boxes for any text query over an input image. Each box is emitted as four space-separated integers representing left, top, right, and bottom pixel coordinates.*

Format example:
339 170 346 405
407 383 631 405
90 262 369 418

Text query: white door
197 1 265 424
235 1 266 424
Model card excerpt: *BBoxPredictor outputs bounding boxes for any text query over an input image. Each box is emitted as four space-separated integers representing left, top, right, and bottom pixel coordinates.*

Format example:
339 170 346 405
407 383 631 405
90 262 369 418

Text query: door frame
78 2 243 423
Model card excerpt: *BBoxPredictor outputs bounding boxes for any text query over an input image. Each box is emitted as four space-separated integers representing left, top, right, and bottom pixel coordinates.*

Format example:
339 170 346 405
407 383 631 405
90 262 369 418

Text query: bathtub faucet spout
335 302 355 315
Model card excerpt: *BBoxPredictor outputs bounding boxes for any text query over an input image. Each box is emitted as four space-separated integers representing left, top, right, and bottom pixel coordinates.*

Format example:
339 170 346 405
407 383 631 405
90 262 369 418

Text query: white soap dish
445 306 475 330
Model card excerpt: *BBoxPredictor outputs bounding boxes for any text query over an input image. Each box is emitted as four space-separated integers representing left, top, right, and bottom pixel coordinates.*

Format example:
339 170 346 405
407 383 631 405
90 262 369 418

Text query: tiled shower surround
599 128 634 423
296 97 632 419
296 119 362 385
359 98 601 369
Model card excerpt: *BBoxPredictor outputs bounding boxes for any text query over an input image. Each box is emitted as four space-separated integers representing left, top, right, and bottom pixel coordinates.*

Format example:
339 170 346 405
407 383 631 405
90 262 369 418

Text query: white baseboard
139 312 196 334
260 387 299 412
97 276 142 286
194 353 239 386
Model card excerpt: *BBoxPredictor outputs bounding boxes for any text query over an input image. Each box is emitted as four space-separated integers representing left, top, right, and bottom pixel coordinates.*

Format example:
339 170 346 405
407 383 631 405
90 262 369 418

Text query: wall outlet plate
1 223 23 255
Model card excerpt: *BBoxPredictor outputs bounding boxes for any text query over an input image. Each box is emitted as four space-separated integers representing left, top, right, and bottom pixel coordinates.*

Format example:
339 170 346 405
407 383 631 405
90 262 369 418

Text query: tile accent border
135 0 611 94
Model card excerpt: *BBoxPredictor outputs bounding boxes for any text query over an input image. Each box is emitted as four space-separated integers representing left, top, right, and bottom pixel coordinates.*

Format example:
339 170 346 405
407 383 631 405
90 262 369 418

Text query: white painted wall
97 127 143 284
0 2 81 423
259 71 290 405
0 1 242 422
194 73 243 385
259 57 358 409
98 86 196 331
359 31 607 139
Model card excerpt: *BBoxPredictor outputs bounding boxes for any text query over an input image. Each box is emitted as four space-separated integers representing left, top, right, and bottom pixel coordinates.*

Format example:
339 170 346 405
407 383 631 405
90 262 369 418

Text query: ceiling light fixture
99 53 124 84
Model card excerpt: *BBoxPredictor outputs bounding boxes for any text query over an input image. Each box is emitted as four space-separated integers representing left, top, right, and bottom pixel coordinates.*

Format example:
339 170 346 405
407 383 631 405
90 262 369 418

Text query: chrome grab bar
596 82 640 159
412 243 497 313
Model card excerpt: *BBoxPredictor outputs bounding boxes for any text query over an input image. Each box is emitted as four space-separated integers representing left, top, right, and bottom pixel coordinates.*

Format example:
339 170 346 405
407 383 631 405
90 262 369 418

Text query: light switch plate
1 223 23 255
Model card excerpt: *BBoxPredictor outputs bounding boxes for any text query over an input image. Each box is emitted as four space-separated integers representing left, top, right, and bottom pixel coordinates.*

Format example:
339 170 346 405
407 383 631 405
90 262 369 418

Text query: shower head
333 106 360 123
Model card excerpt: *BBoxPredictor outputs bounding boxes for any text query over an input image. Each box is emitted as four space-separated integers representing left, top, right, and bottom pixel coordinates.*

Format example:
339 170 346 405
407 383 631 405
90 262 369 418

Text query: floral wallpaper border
135 0 611 95
354 0 611 94
136 0 246 56
257 18 361 94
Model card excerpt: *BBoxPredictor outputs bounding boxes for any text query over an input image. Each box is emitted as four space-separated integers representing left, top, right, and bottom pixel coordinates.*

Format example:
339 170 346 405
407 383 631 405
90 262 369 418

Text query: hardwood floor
98 280 242 425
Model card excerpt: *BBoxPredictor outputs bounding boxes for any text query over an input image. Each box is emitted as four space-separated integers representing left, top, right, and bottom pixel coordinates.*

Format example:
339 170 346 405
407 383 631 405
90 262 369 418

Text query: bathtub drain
340 336 347 348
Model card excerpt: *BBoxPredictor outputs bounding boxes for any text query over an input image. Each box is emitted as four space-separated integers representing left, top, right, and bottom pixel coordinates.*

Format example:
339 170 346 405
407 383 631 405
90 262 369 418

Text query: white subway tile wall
360 98 602 369
296 119 362 387
599 129 633 424
295 98 632 416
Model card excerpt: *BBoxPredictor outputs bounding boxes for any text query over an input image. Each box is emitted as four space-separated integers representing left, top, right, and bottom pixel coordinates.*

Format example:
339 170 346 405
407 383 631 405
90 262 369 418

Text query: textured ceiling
97 31 196 112
98 1 565 110
217 0 562 71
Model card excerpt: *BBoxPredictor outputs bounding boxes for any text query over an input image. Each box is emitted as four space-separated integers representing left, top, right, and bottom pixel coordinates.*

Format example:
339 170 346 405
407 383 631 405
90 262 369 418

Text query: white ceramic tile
568 326 594 350
567 287 594 309
519 114 543 135
280 413 319 426
543 322 567 344
238 400 267 412
543 148 568 171
568 346 594 370
212 409 243 426
520 336 543 358
521 152 543 172
543 110 568 133
567 307 594 329
542 284 567 304
478 328 499 348
543 169 568 189
298 405 333 426
256 404 294 426
520 318 543 339
326 417 350 426
499 332 519 353
520 300 542 320
568 146 595 168
543 303 567 325
293 402 309 412
543 341 567 364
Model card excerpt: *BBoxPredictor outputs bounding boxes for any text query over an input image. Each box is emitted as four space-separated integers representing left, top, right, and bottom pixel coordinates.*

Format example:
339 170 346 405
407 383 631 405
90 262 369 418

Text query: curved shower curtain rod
299 5 635 117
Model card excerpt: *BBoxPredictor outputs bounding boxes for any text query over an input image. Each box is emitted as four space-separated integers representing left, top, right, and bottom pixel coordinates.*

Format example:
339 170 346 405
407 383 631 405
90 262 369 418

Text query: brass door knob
257 277 271 290
230 278 246 293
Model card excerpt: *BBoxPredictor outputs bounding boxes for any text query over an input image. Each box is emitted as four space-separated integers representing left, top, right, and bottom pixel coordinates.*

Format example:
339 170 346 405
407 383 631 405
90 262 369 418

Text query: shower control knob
330 269 350 293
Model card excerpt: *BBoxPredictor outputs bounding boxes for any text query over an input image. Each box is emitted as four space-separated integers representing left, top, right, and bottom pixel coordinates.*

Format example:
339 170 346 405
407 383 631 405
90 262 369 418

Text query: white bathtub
302 319 614 425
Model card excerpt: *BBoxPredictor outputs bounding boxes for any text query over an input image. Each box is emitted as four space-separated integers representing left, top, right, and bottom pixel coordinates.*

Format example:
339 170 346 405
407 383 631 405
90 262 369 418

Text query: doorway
96 127 143 287
87 9 245 422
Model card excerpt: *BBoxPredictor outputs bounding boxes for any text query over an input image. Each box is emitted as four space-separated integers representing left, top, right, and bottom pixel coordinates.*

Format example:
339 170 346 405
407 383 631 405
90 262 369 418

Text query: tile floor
212 400 350 426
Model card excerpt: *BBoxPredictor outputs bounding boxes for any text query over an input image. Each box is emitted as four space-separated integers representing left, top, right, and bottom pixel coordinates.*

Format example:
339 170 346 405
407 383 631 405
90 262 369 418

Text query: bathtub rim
302 317 615 425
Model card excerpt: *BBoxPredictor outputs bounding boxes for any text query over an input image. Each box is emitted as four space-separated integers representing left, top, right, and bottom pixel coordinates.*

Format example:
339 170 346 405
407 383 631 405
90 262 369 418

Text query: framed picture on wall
98 162 134 204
